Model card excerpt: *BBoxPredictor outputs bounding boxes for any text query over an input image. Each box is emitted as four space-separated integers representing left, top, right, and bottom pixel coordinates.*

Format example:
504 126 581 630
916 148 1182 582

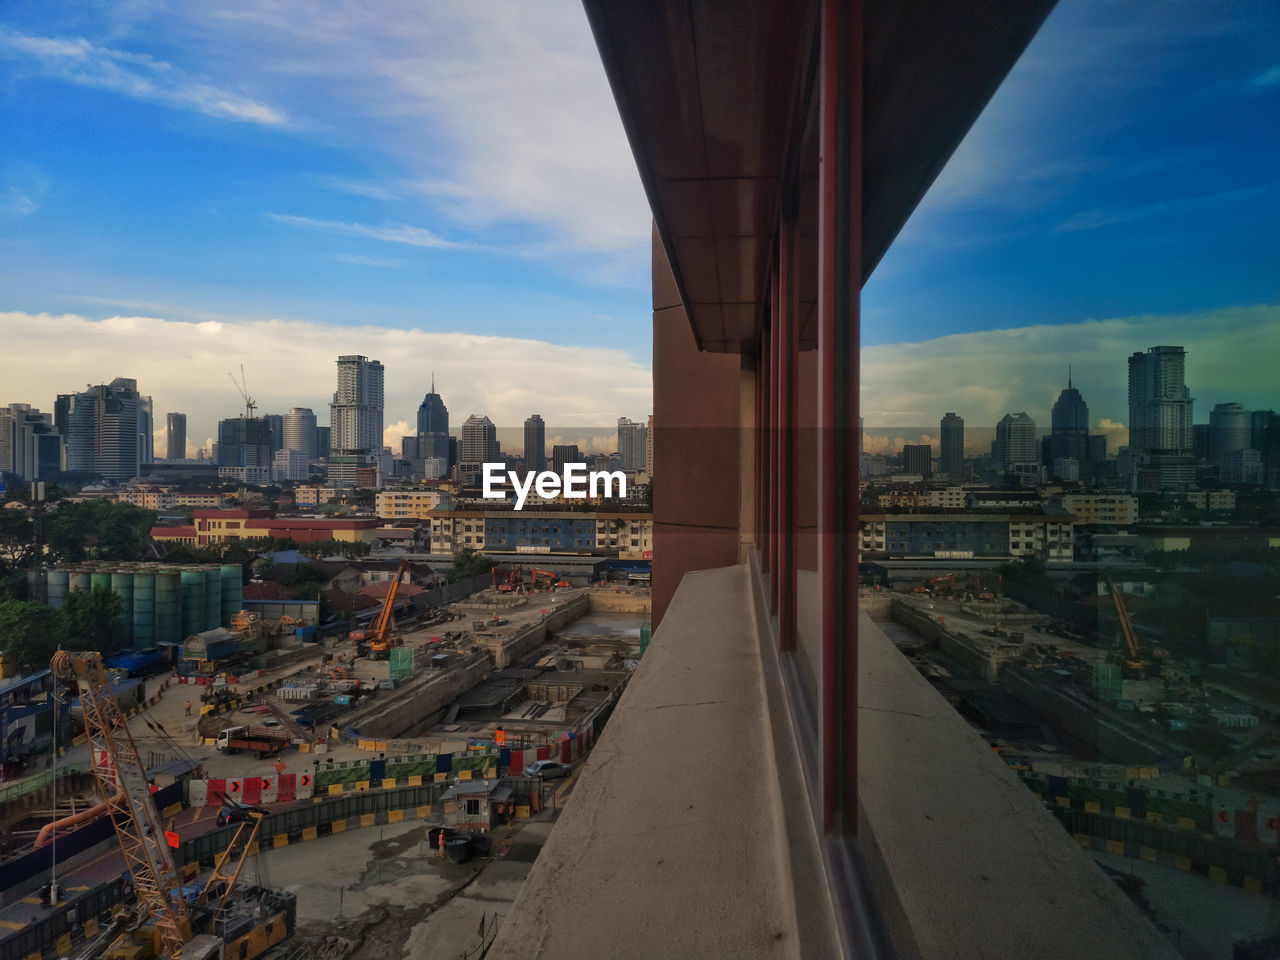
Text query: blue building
484 515 597 552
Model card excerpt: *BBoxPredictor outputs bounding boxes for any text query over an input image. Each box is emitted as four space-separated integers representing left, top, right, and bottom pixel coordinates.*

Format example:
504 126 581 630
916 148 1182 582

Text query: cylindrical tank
46 570 69 609
181 569 205 640
133 570 156 648
110 572 134 644
91 571 111 595
203 567 221 632
155 569 182 646
69 569 92 595
220 564 243 628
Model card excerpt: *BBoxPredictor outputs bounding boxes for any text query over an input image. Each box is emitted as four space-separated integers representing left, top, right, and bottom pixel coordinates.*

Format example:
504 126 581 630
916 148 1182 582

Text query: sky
1 1 1277 456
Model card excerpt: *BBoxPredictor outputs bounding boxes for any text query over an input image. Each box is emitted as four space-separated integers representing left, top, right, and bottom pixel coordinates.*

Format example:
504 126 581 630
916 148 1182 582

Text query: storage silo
46 569 69 609
155 569 182 646
69 568 92 595
220 564 243 628
110 571 134 644
181 569 205 640
203 567 221 632
91 570 111 595
133 570 156 648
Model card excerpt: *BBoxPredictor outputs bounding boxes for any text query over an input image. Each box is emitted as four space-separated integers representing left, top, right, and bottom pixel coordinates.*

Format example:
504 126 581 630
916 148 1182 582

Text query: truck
215 725 291 758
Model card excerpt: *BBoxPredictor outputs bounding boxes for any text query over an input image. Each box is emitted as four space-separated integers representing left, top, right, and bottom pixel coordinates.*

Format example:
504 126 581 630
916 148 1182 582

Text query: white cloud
0 311 652 449
861 303 1280 429
0 27 286 125
268 213 461 250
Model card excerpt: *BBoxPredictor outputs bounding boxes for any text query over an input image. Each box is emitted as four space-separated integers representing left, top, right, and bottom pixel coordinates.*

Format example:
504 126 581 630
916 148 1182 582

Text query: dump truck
215 724 291 758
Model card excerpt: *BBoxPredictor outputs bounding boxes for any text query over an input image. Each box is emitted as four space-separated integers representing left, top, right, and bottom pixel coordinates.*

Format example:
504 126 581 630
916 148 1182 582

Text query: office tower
618 417 648 471
1128 345 1194 489
0 404 62 482
329 355 385 460
217 417 273 476
994 412 1037 470
166 413 187 460
416 375 450 463
1251 410 1274 453
1049 371 1089 474
263 413 284 456
315 426 331 460
401 435 420 460
552 444 582 475
1086 435 1107 463
902 443 932 478
283 407 318 459
940 412 963 476
457 414 498 483
524 414 547 472
57 379 142 480
1209 403 1250 461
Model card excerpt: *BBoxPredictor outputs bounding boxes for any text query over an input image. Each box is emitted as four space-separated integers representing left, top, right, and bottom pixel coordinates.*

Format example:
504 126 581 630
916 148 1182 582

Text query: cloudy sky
1 1 1277 456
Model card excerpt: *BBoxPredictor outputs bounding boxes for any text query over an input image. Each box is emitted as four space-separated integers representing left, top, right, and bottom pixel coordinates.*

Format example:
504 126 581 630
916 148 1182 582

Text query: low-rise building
119 486 178 511
1056 493 1138 526
860 510 1075 563
376 487 456 519
295 485 343 508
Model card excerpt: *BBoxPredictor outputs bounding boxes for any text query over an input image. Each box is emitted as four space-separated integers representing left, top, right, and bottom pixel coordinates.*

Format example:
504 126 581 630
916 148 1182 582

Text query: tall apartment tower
939 412 963 476
458 414 499 483
283 407 318 459
416 375 450 462
166 413 187 460
0 404 61 481
617 417 648 471
994 412 1038 470
524 414 546 472
1128 345 1194 489
330 355 385 458
56 378 143 480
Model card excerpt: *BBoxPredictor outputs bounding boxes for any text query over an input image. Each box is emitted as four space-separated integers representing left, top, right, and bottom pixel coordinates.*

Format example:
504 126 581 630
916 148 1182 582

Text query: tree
0 600 62 672
46 500 155 563
449 547 496 584
60 587 126 654
0 508 33 568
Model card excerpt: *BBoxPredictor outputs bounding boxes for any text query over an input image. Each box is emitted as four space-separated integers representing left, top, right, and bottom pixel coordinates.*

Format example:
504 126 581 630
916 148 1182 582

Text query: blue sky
1 1 1277 452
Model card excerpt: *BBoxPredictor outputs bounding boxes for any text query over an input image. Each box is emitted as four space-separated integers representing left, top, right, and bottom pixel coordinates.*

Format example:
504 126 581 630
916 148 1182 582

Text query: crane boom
51 650 194 956
1104 575 1144 669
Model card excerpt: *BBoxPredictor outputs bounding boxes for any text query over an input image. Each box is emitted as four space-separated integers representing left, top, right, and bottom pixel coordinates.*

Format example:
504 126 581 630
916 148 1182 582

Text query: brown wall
652 225 743 628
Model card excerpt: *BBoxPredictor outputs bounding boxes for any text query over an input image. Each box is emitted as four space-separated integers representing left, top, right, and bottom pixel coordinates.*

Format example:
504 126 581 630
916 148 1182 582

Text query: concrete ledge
489 563 831 959
855 611 1180 960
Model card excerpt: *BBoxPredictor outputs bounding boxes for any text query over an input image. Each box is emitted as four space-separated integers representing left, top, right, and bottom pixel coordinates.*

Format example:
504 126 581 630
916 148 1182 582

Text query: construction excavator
491 564 523 593
528 568 570 591
352 558 409 660
51 650 296 960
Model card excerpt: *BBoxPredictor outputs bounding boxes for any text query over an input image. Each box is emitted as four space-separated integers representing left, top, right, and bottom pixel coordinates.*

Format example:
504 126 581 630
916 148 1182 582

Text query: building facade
993 412 1037 470
860 511 1075 563
166 412 186 461
939 412 963 477
1049 373 1089 470
330 355 385 464
617 417 648 472
524 414 546 473
1128 345 1194 490
282 407 318 459
902 443 931 478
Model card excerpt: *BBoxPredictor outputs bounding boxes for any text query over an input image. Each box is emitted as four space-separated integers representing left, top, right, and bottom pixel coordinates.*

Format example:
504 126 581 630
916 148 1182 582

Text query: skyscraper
217 417 273 481
552 444 582 475
994 412 1037 470
940 412 963 476
1049 371 1089 476
458 414 498 483
416 375 450 462
902 444 932 478
617 417 648 471
1209 402 1250 461
1128 345 1194 489
0 404 62 481
263 413 285 456
330 355 385 458
56 379 143 480
524 414 546 472
137 392 153 467
166 413 187 460
283 407 318 459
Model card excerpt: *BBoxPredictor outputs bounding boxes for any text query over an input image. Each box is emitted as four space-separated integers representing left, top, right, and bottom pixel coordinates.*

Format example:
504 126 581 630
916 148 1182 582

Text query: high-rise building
458 414 499 483
940 412 963 476
1128 345 1194 490
552 444 582 475
994 412 1037 470
1209 402 1250 461
263 413 285 456
1049 371 1089 474
137 393 153 467
330 355 385 461
618 417 648 471
315 426 331 460
283 407 318 459
216 417 273 479
524 414 547 472
57 379 143 480
166 413 187 460
646 414 655 476
416 376 450 463
0 404 62 482
902 444 932 478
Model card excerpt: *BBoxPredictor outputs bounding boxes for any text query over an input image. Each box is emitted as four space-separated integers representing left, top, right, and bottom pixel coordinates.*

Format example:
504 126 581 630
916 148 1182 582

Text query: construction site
867 572 1280 956
0 559 651 960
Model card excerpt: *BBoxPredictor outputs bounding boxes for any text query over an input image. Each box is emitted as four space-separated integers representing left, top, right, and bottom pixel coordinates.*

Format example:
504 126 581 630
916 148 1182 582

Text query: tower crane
227 365 257 421
51 650 195 956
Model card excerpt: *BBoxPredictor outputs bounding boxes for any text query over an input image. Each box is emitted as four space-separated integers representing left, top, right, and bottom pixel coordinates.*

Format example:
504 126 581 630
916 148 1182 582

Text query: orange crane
1104 574 1145 675
352 558 409 659
52 650 196 956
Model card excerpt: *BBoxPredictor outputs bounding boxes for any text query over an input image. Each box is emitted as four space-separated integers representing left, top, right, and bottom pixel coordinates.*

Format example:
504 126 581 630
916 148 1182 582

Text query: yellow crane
1103 575 1145 675
351 558 409 659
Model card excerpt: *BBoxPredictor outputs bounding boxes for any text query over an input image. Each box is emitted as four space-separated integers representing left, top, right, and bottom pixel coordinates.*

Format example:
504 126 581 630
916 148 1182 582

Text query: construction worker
184 700 192 717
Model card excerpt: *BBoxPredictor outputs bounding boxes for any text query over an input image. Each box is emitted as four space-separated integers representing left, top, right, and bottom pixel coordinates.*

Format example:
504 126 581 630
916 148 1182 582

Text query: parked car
525 760 571 780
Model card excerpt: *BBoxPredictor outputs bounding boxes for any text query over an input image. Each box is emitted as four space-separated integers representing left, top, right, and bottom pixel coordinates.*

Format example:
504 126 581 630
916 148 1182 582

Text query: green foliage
449 547 496 584
0 600 63 672
998 555 1051 590
0 586 129 672
0 508 33 568
46 500 155 563
59 587 126 653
